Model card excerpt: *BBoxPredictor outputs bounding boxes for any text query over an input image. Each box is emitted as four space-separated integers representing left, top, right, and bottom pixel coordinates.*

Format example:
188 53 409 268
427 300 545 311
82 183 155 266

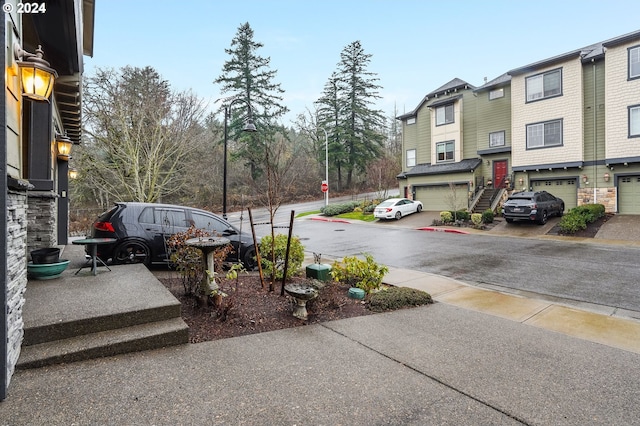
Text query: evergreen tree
317 41 386 189
214 22 289 181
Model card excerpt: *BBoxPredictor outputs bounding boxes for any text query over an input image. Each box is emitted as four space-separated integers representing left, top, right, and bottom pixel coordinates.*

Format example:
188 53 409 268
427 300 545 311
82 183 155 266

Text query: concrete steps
18 251 189 369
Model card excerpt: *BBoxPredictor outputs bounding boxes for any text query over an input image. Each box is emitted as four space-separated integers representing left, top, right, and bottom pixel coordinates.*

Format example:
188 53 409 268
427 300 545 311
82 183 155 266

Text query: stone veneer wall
26 191 58 251
577 187 617 213
6 190 28 386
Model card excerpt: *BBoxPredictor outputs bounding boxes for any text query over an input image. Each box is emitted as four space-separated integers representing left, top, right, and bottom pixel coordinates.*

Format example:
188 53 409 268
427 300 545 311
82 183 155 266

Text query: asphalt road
287 219 640 317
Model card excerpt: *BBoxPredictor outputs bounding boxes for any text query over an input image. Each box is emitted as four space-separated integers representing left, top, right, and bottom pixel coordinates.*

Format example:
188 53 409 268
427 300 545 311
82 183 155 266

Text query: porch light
14 43 57 102
56 133 73 160
603 172 610 182
582 174 588 183
518 177 524 185
68 168 78 179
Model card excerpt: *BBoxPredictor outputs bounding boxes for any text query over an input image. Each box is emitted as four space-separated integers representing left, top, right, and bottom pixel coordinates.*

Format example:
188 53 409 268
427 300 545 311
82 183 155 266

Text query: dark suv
88 202 258 268
502 191 565 225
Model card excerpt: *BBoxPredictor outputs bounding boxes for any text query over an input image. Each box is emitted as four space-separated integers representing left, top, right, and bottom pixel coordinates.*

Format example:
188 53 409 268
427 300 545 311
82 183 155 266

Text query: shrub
331 253 389 294
471 213 483 227
452 210 470 221
320 201 360 216
482 209 494 224
558 203 605 234
167 226 232 296
440 211 453 223
259 234 305 280
367 287 433 312
558 213 587 233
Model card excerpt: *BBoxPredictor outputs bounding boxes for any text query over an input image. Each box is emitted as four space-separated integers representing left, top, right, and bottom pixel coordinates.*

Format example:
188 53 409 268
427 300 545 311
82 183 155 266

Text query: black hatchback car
88 202 258 268
502 191 565 225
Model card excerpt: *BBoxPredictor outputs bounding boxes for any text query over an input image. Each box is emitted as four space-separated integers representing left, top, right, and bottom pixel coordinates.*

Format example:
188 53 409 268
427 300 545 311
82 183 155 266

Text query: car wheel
395 211 402 220
242 247 257 271
113 240 151 266
538 211 548 225
416 204 422 213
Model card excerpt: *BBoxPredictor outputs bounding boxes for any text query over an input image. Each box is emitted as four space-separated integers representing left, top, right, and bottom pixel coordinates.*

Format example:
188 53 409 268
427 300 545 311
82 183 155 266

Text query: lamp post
316 127 329 207
222 98 257 220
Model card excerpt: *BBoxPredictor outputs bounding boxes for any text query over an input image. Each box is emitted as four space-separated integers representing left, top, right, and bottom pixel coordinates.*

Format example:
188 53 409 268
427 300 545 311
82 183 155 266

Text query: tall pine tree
214 22 289 181
317 41 386 189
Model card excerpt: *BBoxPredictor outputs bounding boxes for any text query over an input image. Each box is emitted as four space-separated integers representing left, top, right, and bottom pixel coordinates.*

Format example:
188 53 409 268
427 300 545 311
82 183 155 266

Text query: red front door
493 160 507 188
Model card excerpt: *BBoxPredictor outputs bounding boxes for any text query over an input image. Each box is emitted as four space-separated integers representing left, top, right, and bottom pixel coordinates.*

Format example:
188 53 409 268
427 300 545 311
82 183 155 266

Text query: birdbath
185 237 230 304
284 283 319 320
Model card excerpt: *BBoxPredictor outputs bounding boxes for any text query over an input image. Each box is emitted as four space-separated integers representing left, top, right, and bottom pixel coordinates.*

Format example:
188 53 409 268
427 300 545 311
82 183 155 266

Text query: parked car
88 202 258 268
374 198 423 220
502 191 564 225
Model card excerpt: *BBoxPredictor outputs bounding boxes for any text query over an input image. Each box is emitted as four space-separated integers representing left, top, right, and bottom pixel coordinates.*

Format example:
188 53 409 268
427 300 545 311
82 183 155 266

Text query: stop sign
321 181 328 193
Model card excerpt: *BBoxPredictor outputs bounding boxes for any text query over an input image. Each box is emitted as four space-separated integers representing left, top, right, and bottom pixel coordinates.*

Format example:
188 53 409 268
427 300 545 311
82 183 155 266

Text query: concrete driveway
374 211 640 243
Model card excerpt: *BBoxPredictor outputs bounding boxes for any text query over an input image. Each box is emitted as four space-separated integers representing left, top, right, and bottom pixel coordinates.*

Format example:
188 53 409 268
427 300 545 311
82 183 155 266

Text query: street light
316 127 329 207
222 98 257 220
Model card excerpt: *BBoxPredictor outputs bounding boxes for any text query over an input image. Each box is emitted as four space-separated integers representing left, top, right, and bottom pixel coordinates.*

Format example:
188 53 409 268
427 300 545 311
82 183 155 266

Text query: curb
416 227 470 234
311 217 351 224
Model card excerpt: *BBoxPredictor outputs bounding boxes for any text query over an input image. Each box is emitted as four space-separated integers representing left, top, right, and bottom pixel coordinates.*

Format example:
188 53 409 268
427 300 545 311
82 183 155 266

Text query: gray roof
398 158 483 178
474 73 511 92
397 78 474 120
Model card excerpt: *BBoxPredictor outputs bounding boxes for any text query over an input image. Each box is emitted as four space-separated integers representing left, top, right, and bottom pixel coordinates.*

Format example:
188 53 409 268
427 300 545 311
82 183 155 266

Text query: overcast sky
85 0 640 124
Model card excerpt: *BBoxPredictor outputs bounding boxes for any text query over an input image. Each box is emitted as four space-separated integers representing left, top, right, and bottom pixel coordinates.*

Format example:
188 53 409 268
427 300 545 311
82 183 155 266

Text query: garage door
618 176 640 214
415 184 468 212
531 179 577 211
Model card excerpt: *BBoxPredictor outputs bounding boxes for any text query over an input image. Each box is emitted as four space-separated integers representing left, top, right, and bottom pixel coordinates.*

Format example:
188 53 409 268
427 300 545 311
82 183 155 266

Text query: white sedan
373 198 423 220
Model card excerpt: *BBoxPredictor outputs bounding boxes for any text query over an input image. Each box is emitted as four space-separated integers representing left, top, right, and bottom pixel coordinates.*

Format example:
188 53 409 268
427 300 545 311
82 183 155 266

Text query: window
489 131 505 147
435 104 454 126
406 149 416 167
526 119 563 149
406 117 416 125
192 212 228 234
630 46 640 80
630 105 640 137
489 88 504 100
526 68 562 102
436 141 454 162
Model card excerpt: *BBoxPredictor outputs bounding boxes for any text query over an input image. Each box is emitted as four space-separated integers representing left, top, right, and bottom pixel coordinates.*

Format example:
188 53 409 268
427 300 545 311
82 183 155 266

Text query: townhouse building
398 29 640 215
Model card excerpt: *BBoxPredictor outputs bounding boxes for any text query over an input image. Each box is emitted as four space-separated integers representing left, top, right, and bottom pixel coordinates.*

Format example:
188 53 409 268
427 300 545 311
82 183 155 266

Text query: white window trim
489 88 504 100
489 131 505 147
406 117 416 125
630 105 640 137
406 149 416 167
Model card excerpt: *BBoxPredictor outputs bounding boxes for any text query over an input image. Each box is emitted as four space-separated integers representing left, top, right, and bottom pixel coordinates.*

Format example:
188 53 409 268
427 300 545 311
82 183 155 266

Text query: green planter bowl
27 260 70 280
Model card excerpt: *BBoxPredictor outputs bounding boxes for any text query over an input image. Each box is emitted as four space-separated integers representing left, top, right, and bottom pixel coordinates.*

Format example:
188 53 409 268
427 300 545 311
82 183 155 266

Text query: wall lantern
56 133 73 160
68 168 78 179
518 177 524 185
582 174 588 183
603 172 610 182
14 43 57 102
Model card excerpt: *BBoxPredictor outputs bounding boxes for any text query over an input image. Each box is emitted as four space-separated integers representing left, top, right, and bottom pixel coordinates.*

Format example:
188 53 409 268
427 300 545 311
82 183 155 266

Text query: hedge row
558 204 605 234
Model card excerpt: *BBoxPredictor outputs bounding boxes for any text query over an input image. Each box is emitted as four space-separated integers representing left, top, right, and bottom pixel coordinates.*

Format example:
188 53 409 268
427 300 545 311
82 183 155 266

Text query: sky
85 0 640 125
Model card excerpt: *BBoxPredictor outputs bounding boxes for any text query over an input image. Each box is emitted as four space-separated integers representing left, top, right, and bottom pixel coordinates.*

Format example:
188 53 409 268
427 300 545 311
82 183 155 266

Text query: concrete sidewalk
2 260 640 424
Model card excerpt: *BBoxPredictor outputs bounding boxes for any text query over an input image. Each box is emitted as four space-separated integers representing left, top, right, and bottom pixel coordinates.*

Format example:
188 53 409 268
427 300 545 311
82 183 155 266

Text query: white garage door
531 179 577 211
618 176 640 214
415 184 468 212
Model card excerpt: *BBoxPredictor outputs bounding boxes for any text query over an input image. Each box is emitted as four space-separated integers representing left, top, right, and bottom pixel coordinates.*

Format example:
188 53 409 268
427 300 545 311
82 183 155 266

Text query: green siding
475 85 512 152
461 91 478 160
582 60 606 163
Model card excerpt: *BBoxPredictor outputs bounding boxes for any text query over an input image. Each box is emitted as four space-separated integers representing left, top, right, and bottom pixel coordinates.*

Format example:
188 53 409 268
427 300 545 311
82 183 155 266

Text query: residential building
1 0 95 399
398 29 640 215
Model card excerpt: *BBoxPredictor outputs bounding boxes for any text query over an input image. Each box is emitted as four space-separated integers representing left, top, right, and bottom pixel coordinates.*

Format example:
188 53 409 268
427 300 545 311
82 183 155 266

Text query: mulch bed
546 213 615 238
159 274 374 343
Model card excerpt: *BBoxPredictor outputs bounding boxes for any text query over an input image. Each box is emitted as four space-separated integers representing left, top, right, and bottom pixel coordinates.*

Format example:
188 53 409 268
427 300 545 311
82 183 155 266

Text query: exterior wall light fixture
68 168 78 179
56 133 72 160
603 172 610 182
14 43 57 102
582 174 588 183
518 177 524 185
